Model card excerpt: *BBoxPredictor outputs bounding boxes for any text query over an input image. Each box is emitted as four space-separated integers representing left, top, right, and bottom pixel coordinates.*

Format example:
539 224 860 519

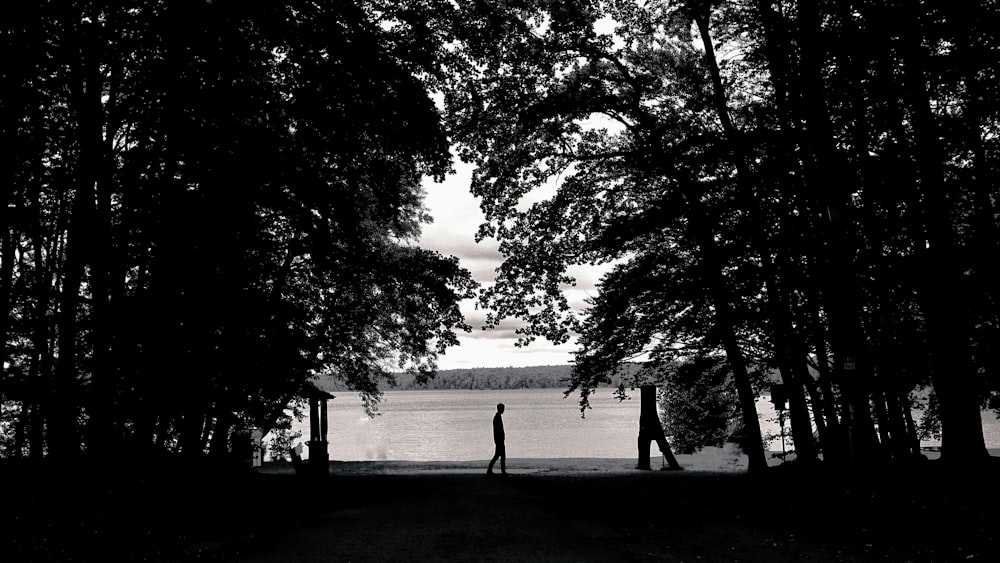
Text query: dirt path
229 462 1000 563
237 474 631 562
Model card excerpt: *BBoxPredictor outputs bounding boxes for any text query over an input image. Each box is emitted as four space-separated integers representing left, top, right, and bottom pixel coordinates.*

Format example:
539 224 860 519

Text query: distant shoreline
376 364 643 391
386 365 576 391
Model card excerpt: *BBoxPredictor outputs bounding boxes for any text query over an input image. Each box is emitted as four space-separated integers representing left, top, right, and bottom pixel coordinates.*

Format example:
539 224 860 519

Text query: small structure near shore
302 382 335 478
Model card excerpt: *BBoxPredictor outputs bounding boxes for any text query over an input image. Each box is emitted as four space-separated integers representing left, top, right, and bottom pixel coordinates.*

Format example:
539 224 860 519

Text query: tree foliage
5 0 1000 471
656 355 738 454
0 0 475 459
440 0 1000 468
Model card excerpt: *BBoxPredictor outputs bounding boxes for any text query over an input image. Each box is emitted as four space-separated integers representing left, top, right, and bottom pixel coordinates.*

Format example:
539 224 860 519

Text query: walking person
487 403 508 477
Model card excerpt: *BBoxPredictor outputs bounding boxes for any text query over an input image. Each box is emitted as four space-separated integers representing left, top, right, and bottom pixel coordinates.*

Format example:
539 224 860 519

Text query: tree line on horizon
3 0 1000 472
384 363 661 390
389 365 574 390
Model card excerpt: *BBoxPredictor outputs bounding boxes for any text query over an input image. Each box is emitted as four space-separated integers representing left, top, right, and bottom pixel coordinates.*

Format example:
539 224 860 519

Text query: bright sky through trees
414 14 626 370
419 162 589 369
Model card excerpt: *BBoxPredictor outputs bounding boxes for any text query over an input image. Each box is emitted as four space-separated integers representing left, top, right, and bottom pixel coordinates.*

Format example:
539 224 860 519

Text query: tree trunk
789 0 883 463
755 0 845 462
953 2 1000 439
50 203 86 459
179 410 207 457
767 257 818 463
693 6 807 468
27 123 51 463
896 3 987 462
683 190 767 473
0 201 13 402
65 4 119 456
799 365 831 454
210 410 235 457
637 385 681 470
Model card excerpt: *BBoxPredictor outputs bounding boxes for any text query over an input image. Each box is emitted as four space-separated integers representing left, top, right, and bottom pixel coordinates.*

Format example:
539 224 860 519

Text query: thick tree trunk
883 386 916 459
799 365 831 453
65 5 120 456
775 360 818 463
896 3 987 463
770 252 819 463
637 385 681 470
49 3 106 460
179 410 207 457
767 262 818 463
210 411 235 457
901 397 923 458
1 90 17 415
790 0 883 463
50 228 83 459
694 6 808 468
28 142 50 462
13 403 29 458
0 202 13 400
684 191 767 473
755 0 846 462
953 3 1000 443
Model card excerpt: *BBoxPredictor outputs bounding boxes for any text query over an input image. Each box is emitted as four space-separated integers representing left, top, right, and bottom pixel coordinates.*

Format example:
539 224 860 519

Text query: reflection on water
286 388 1000 461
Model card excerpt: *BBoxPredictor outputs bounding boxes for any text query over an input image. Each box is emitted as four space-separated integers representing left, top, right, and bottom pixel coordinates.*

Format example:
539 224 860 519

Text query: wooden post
637 385 682 471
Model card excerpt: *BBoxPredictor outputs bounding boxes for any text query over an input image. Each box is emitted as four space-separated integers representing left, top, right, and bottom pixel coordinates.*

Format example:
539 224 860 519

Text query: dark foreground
3 457 1000 562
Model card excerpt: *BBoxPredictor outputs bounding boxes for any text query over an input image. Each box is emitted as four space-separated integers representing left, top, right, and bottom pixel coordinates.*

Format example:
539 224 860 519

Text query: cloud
436 336 577 369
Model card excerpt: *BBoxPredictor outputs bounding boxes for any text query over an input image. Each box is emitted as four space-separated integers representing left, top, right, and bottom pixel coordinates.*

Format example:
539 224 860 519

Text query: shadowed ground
239 472 630 562
3 457 1000 562
238 459 1000 563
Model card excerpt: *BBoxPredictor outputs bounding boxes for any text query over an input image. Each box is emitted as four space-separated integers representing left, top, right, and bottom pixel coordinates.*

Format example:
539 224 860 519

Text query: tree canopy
439 0 1000 469
0 0 475 459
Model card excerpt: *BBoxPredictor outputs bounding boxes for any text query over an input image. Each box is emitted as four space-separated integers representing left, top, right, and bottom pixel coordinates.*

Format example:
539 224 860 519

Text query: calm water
292 388 642 461
286 388 1000 461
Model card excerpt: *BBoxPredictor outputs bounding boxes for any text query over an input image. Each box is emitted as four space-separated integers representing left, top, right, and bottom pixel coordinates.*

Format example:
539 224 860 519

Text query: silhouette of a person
487 403 508 477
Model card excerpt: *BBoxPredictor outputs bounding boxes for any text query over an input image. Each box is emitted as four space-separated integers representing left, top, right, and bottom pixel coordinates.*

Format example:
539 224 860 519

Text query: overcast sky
417 161 604 370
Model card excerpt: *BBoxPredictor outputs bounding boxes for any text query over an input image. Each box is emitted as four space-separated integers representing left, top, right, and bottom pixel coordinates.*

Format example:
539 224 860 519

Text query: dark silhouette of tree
656 355 737 455
5 0 1000 469
442 0 779 470
441 0 1000 468
0 0 475 460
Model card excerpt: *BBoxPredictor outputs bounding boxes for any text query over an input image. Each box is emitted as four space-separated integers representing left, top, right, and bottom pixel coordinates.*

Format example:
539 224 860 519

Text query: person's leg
487 445 500 474
499 443 507 475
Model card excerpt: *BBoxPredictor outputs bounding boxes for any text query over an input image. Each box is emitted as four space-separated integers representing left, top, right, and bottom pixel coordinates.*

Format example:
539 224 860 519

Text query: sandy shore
259 445 967 477
262 443 754 476
263 456 731 476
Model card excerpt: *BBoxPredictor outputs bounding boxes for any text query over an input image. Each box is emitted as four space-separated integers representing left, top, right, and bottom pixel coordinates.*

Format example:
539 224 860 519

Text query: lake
286 387 1000 461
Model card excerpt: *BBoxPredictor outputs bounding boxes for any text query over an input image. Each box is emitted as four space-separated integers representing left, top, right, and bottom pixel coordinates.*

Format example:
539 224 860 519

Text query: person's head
497 403 505 414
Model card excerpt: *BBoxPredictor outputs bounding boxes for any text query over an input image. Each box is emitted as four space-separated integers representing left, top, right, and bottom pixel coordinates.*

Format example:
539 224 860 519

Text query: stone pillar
320 398 328 442
307 395 329 477
309 397 320 439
